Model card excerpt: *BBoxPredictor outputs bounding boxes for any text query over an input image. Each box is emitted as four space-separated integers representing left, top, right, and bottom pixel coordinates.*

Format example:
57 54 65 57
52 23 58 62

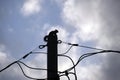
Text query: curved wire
68 72 77 80
64 51 105 72
62 50 120 73
18 61 62 74
58 54 76 75
59 74 70 80
18 61 47 71
66 75 70 80
0 61 47 80
60 45 73 55
58 54 78 80
17 62 47 80
0 51 47 73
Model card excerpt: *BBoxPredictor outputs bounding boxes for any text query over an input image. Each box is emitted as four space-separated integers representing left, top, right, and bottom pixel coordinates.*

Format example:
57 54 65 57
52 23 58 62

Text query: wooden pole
46 30 59 80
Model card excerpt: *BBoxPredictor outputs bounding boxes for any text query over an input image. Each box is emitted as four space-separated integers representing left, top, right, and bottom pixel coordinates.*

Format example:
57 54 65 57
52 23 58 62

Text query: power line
18 61 62 74
19 51 47 61
68 72 77 80
59 74 70 80
17 62 47 80
0 51 47 72
60 45 73 55
61 40 105 51
1 45 120 80
58 49 120 80
0 61 17 72
66 75 70 80
59 72 77 80
1 32 120 80
62 50 120 73
18 61 47 71
0 61 47 80
0 45 47 80
58 54 76 77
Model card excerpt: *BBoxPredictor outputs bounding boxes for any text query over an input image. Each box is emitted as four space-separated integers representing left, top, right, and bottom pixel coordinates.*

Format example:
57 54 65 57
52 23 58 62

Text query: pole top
44 30 58 42
49 29 58 35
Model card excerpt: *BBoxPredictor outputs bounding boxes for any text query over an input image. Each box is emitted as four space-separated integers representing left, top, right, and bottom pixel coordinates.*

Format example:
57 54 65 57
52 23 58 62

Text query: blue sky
1 0 120 80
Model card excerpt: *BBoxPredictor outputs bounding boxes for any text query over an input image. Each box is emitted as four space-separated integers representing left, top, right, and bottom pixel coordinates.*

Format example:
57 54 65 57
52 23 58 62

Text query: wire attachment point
39 45 47 49
72 44 79 46
58 40 62 44
65 71 69 76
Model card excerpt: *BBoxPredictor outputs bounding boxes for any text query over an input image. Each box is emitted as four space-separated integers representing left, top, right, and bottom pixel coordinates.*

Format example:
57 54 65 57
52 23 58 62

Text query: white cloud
60 0 120 80
21 0 42 16
0 45 8 63
62 0 101 41
76 64 103 80
58 0 109 80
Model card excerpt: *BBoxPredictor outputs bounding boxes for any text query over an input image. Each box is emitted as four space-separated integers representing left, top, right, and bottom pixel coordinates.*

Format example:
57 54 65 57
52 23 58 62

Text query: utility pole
44 30 59 80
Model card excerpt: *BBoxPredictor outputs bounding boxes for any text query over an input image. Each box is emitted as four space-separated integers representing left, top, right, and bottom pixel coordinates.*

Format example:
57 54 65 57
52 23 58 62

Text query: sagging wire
68 72 77 80
58 54 76 76
59 74 70 80
58 41 120 80
60 45 73 55
17 62 47 80
62 50 120 73
0 61 47 80
66 75 70 80
58 41 78 80
0 44 47 80
18 61 47 71
18 61 61 74
0 51 47 73
58 54 78 80
59 71 77 80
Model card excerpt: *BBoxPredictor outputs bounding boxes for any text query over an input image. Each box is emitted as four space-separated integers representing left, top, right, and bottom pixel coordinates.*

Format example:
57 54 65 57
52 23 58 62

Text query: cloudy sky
0 0 120 80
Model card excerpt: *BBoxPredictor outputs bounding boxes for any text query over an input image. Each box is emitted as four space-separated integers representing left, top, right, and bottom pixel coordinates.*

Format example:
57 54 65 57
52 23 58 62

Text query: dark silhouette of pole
44 30 59 80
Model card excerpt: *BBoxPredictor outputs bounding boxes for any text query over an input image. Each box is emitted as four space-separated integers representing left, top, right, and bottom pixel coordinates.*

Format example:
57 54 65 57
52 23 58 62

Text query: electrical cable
0 61 17 72
1 40 120 80
68 72 77 80
17 62 47 80
59 71 77 80
0 51 47 73
59 74 70 80
19 51 47 61
58 54 76 76
18 61 61 73
66 75 70 80
18 44 47 61
60 45 73 55
17 61 47 71
61 40 104 51
58 54 77 80
64 51 105 72
62 50 120 73
0 61 47 80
